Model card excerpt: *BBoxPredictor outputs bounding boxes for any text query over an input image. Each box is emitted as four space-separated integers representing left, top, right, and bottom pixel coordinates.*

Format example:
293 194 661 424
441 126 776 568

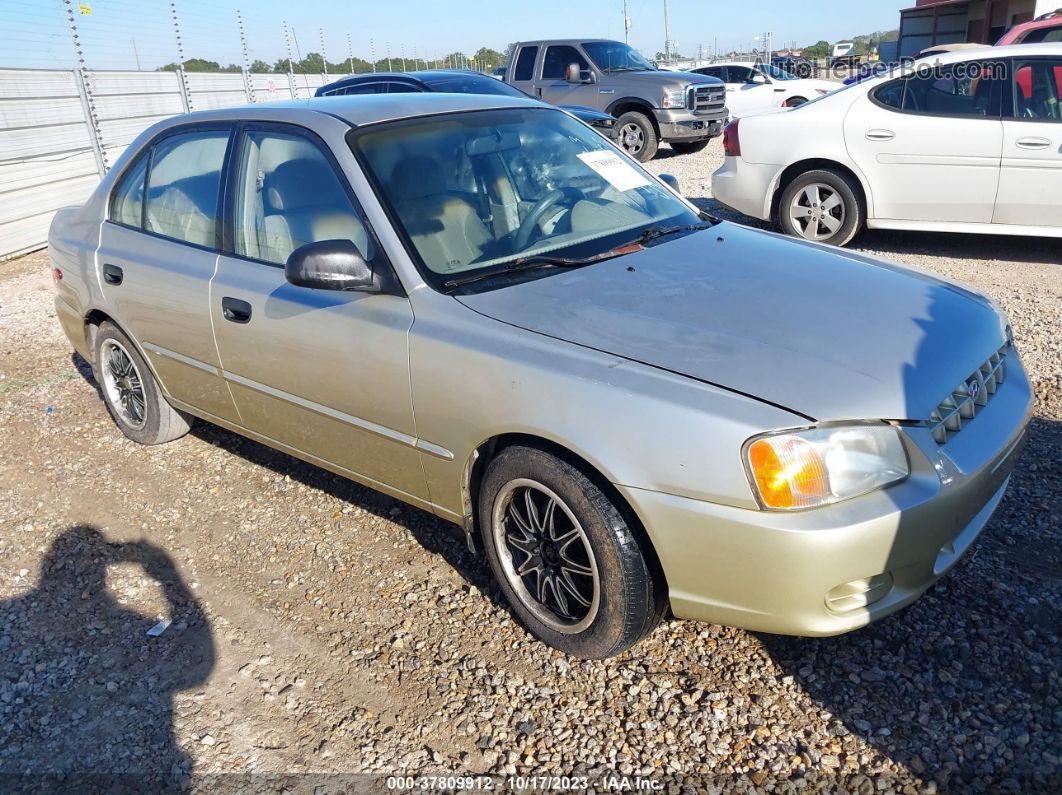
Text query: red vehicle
996 9 1062 45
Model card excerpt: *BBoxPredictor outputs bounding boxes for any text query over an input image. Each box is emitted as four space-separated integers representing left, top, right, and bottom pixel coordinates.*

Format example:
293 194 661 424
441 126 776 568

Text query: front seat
262 159 370 263
389 155 490 272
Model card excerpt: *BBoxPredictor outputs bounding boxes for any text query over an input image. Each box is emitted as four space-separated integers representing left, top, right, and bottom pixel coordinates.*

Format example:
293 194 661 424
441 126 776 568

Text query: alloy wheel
100 339 146 430
619 122 645 157
788 182 845 241
492 479 600 633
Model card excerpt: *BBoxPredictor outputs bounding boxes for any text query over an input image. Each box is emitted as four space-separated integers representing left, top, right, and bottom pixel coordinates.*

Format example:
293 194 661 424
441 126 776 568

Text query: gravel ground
0 142 1059 792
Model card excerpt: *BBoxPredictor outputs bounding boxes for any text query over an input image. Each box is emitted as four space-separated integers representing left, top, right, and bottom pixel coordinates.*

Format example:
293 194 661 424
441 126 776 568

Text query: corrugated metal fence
0 67 338 260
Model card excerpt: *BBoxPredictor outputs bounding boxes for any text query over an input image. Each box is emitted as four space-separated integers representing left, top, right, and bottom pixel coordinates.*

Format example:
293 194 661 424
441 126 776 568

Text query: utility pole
319 28 328 76
623 0 630 44
370 38 376 72
662 0 671 62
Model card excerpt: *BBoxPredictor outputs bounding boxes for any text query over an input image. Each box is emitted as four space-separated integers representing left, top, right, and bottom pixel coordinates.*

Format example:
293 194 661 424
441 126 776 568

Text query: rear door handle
102 263 123 285
1015 137 1051 150
221 297 252 324
865 129 895 142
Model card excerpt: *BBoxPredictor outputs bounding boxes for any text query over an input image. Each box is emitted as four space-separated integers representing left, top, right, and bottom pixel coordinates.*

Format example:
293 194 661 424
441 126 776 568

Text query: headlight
662 87 688 109
744 424 909 510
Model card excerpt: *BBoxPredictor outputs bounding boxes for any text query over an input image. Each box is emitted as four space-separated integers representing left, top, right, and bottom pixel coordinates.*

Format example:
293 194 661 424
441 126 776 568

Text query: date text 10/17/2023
386 774 665 791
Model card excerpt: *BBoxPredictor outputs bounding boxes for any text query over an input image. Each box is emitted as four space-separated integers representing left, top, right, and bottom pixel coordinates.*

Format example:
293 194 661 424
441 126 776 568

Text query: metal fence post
283 21 297 98
73 69 107 178
236 9 254 104
169 0 192 111
62 0 107 176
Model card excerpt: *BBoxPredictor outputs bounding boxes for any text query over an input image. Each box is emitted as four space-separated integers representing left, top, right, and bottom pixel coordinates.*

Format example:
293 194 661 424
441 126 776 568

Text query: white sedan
712 44 1062 246
688 62 838 117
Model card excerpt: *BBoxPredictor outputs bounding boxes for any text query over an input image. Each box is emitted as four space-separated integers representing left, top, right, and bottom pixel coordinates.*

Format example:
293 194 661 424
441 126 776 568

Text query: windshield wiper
443 222 716 291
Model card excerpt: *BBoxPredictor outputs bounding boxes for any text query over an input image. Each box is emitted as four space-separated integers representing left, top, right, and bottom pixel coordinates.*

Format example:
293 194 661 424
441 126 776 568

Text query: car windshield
582 41 656 73
421 73 527 98
351 108 698 289
761 64 798 81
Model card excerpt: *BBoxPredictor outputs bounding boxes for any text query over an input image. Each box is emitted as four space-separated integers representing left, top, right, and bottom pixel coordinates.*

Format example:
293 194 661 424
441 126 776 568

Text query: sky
3 0 911 72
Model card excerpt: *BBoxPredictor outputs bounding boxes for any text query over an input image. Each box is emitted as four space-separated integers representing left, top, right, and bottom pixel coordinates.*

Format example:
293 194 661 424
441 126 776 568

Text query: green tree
474 47 504 70
249 59 271 73
158 57 220 72
801 40 830 59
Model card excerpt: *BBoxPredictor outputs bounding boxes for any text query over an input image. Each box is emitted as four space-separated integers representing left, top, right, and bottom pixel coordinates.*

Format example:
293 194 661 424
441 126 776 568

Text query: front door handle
1015 137 1051 150
102 263 123 285
865 129 895 142
221 297 252 324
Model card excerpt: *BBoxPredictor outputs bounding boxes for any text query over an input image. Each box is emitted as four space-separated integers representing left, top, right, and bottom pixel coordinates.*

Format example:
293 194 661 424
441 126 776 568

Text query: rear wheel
93 322 192 445
479 445 663 659
778 168 863 247
669 139 710 155
615 111 658 162
785 96 808 108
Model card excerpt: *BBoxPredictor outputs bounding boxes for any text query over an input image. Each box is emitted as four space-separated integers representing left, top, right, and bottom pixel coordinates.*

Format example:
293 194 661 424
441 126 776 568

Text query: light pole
662 0 671 62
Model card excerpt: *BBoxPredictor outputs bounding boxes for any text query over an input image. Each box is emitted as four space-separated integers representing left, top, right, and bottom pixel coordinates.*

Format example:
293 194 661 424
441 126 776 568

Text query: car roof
325 69 488 84
932 41 1061 60
516 39 614 46
164 92 547 128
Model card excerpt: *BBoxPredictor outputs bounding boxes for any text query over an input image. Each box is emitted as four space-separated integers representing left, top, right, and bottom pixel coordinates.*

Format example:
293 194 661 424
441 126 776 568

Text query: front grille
928 346 1008 444
687 85 726 114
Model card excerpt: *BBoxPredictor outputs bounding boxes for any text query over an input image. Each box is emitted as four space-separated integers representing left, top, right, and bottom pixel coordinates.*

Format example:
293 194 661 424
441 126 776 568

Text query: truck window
514 46 538 81
542 45 589 80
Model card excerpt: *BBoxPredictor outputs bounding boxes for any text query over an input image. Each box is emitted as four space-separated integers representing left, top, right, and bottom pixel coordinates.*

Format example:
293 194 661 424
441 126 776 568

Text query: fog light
825 573 892 613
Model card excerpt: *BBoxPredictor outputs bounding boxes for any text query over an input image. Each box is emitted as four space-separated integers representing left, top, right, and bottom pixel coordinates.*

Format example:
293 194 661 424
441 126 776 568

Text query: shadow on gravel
188 422 504 602
759 416 1062 792
0 525 214 790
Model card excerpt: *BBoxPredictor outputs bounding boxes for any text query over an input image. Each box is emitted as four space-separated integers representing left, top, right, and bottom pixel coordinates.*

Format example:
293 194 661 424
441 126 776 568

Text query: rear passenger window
513 46 538 81
334 83 384 95
873 63 998 117
145 131 229 247
111 155 148 227
1011 60 1062 121
233 130 371 266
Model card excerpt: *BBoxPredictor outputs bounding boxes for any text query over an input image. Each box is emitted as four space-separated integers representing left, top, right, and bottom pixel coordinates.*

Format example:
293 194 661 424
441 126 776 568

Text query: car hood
456 223 1006 422
606 69 722 87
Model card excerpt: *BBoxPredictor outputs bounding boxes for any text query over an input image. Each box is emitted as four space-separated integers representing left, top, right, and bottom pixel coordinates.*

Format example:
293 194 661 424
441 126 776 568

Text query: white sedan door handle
1015 137 1051 150
865 129 895 142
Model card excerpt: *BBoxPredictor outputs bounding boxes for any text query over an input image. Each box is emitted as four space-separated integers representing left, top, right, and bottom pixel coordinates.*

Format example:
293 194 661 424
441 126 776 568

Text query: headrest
265 159 342 212
390 155 447 200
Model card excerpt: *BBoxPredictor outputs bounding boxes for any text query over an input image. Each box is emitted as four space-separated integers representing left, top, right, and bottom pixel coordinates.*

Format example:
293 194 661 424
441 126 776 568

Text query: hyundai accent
49 94 1032 658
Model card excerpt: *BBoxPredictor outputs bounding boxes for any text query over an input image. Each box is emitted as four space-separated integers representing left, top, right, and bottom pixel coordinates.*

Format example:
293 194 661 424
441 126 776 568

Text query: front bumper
711 156 783 221
656 108 726 142
621 354 1033 636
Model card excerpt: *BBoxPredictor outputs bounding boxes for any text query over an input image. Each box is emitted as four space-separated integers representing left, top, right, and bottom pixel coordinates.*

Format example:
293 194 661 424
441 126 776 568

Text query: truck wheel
615 112 658 162
778 168 864 247
93 321 192 445
479 445 664 659
669 140 710 155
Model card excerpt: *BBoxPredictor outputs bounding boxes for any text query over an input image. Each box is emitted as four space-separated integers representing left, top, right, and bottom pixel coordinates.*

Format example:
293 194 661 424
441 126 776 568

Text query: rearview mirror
658 173 681 194
285 240 378 292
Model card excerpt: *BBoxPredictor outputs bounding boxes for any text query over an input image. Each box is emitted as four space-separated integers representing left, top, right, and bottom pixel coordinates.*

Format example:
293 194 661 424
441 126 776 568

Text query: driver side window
542 46 589 80
728 66 754 83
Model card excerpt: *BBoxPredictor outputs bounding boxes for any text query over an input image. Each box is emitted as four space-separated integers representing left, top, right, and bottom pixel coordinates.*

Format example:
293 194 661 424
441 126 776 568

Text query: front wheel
777 168 864 247
478 445 663 659
669 139 710 155
785 96 808 108
614 111 658 162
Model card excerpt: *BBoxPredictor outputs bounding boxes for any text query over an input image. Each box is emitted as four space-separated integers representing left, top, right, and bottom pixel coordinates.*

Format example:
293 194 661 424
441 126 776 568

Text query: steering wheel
514 187 585 251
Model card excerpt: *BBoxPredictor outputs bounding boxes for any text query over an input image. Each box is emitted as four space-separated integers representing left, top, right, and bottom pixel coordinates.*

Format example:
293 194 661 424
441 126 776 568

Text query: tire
785 96 808 108
669 139 710 155
93 321 192 445
615 111 658 162
478 445 663 659
777 168 864 247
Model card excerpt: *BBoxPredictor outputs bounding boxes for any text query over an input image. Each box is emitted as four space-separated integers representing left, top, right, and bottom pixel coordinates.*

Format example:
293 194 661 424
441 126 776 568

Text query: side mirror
658 173 681 194
285 239 378 292
565 63 582 83
751 73 769 85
